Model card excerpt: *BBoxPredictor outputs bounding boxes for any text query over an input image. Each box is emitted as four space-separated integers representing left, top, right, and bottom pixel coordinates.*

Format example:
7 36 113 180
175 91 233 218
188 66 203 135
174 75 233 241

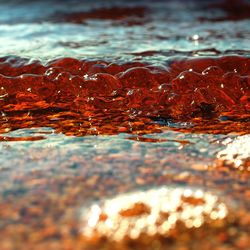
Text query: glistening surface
0 0 249 249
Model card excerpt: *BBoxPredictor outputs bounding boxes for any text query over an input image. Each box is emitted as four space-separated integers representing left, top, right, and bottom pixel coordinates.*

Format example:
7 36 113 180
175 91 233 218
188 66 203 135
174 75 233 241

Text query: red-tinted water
0 1 250 250
0 56 249 136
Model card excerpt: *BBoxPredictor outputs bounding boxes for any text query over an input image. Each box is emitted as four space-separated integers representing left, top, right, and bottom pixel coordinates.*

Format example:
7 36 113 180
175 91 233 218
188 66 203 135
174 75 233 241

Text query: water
1 0 250 61
0 1 249 249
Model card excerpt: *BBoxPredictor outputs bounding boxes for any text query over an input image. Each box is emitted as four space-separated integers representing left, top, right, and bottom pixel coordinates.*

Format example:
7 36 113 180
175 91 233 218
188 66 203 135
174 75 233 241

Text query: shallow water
0 1 249 249
1 0 250 61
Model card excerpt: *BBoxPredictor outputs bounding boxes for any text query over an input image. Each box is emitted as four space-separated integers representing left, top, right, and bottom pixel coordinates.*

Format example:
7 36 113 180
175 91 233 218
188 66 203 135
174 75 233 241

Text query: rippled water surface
0 1 249 249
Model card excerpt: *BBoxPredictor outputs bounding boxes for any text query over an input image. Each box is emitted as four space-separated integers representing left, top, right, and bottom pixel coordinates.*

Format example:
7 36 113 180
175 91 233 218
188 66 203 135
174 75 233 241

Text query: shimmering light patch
80 187 228 242
217 135 250 171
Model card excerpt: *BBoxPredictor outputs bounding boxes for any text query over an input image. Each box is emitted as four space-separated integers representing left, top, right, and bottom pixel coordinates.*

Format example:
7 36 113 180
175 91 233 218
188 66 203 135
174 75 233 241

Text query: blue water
0 0 250 62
